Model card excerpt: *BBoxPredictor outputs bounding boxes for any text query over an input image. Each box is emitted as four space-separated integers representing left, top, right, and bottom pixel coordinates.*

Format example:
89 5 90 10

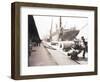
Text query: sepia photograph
28 15 88 66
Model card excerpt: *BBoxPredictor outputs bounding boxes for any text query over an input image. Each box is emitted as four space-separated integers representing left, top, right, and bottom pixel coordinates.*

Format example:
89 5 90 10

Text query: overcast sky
33 15 88 40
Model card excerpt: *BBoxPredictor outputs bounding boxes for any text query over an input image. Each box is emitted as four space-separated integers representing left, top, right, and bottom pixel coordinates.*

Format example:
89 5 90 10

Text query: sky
33 15 88 40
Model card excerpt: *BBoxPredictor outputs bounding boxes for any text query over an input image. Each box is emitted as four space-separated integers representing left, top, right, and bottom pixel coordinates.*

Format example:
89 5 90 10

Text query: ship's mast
59 16 63 41
60 16 62 28
49 18 53 41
